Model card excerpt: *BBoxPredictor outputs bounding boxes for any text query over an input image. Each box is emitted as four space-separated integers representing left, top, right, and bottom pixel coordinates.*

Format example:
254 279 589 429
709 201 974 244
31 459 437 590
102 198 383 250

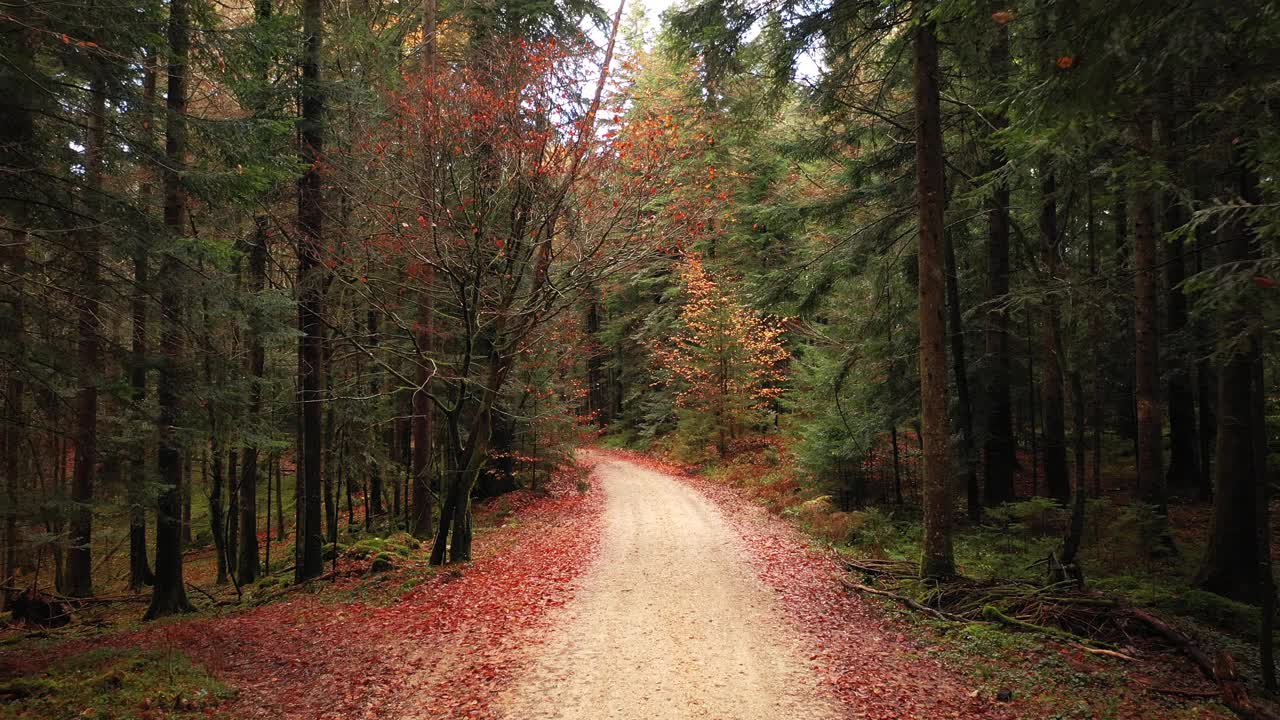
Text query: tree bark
67 67 108 599
1133 117 1167 515
1196 161 1262 602
295 0 326 582
128 49 158 592
944 235 979 523
1037 168 1069 505
238 218 267 584
1160 113 1201 499
147 0 193 618
912 5 954 578
982 8 1014 507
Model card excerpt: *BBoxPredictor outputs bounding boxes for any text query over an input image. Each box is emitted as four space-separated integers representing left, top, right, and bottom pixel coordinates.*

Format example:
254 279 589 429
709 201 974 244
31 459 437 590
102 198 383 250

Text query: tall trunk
1061 372 1087 568
1253 345 1275 691
295 0 325 582
67 68 108 599
1112 189 1139 477
1 0 37 604
129 50 158 591
1087 184 1104 499
3 231 26 597
1133 117 1167 515
411 293 434 538
1160 113 1201 498
410 0 438 540
1038 169 1069 505
274 455 284 540
912 7 954 578
226 448 239 582
982 8 1015 507
238 217 266 584
146 0 193 618
367 309 384 518
236 0 272 587
944 236 978 522
1195 160 1262 602
209 446 226 583
1194 227 1216 499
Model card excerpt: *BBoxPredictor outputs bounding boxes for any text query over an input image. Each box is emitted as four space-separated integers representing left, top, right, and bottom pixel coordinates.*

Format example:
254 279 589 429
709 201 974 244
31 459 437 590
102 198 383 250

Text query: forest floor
0 450 1241 719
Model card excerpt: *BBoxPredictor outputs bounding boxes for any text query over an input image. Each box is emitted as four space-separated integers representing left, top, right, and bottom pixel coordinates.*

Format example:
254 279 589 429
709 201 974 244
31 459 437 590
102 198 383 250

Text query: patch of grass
0 647 233 719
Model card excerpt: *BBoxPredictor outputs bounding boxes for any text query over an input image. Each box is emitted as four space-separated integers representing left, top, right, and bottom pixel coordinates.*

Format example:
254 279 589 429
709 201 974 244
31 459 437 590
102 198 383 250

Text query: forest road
498 456 837 720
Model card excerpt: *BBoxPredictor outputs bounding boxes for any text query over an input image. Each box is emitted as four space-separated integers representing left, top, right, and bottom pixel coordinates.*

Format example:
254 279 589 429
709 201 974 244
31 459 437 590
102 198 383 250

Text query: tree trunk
944 235 979 523
1160 114 1201 499
367 309 384 519
1133 118 1168 515
3 230 27 599
128 50 158 592
1038 169 1069 505
1196 161 1262 602
982 9 1015 507
226 448 239 583
1087 182 1104 499
209 446 226 583
912 7 954 578
238 218 267 584
411 290 434 538
67 68 108 599
146 0 193 618
1061 372 1087 568
295 0 326 583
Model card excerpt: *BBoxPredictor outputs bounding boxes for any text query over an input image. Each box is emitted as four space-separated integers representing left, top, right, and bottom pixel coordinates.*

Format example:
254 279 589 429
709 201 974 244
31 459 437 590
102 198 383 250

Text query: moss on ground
0 647 234 719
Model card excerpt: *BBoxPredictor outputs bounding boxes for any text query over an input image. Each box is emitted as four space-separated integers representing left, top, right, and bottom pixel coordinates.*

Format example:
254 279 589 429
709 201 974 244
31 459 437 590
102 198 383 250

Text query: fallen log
841 579 962 622
1127 608 1279 720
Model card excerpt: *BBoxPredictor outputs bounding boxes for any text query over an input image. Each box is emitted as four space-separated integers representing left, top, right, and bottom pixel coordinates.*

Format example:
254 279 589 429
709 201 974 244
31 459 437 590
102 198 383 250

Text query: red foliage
0 460 606 720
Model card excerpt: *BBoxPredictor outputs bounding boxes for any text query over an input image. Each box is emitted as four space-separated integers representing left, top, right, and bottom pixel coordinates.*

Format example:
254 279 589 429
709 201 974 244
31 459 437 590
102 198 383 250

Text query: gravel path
500 457 837 720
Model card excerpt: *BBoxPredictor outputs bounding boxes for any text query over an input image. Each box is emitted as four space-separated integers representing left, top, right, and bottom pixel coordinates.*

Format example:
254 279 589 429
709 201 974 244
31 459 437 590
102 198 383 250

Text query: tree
913 1 954 579
653 254 788 459
146 0 194 620
295 0 326 583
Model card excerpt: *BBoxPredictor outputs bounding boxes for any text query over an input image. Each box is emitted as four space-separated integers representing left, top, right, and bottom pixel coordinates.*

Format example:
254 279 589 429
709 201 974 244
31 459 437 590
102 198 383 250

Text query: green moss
369 552 398 573
0 648 234 719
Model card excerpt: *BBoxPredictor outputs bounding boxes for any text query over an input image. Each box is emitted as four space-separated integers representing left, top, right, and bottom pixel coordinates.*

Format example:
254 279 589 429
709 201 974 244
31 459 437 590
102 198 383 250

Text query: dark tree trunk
982 10 1015 508
1160 115 1200 498
295 0 325 583
146 0 193 618
1196 162 1263 602
0 0 36 604
367 309 384 519
128 50 158 592
1194 229 1216 500
67 70 108 599
1252 345 1275 691
1087 183 1104 499
411 286 434 539
912 7 954 578
944 235 979 523
1038 169 1069 505
275 455 284 540
226 449 238 583
1061 372 1087 568
3 231 27 598
238 218 266 584
1133 118 1167 515
209 447 226 583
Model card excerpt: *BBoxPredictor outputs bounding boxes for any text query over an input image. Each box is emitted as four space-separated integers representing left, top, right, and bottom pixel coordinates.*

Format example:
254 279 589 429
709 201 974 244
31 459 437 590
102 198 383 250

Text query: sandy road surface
500 457 837 720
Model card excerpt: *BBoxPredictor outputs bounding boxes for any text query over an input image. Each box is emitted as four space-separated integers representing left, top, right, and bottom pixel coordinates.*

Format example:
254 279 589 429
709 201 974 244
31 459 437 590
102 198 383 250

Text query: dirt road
500 456 837 720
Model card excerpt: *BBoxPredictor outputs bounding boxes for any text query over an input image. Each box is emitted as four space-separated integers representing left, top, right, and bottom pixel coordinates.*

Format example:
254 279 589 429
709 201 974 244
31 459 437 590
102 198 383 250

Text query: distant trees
653 255 788 459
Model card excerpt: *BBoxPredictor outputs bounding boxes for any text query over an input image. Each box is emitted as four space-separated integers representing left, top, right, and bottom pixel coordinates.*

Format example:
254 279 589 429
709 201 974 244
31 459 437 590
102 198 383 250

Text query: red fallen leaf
1255 275 1276 288
1056 55 1075 70
992 10 1013 24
